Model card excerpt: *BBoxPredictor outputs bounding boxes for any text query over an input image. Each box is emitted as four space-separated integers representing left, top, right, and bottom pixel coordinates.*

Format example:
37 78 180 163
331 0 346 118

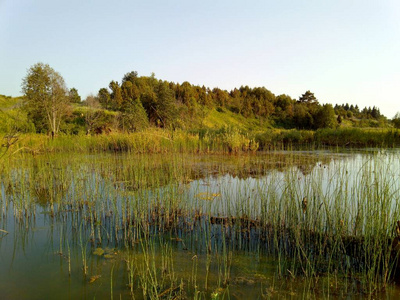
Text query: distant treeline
87 71 386 133
0 63 396 138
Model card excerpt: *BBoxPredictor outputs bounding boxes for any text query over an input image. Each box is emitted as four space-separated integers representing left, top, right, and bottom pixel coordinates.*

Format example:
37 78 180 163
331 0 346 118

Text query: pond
1 149 400 299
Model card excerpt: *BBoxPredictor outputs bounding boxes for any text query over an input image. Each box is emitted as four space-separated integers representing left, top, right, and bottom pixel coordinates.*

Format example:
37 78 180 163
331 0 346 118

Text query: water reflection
1 149 400 299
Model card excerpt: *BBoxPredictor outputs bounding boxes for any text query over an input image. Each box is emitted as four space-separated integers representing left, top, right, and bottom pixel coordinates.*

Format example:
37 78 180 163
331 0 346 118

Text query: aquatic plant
1 149 400 298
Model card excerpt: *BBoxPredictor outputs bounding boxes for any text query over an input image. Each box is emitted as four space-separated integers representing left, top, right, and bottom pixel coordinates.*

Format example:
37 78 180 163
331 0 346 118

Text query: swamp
1 148 400 299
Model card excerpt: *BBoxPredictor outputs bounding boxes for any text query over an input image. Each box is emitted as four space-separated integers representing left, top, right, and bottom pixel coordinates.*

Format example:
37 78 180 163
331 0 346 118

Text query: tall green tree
314 104 337 129
68 88 81 103
298 90 318 104
154 81 178 128
109 81 123 109
274 94 293 116
293 103 314 129
121 81 133 103
119 98 149 132
122 71 138 84
98 88 111 109
21 63 70 136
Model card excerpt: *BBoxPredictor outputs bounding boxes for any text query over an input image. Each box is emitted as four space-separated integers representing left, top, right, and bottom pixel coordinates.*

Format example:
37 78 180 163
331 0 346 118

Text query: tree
392 112 400 129
154 81 178 127
84 95 101 134
121 81 134 104
21 63 70 136
109 81 123 110
98 88 111 109
119 98 149 132
293 103 314 129
314 104 337 129
371 106 381 119
122 71 138 84
69 88 81 103
298 90 318 104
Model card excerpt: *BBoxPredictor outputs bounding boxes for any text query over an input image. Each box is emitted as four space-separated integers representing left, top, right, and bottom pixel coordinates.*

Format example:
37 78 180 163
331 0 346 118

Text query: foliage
298 90 318 104
8 64 394 139
314 104 337 129
83 71 390 132
153 81 178 128
0 95 35 133
118 98 149 132
67 105 117 135
68 88 81 103
21 63 71 136
98 88 111 109
392 112 400 129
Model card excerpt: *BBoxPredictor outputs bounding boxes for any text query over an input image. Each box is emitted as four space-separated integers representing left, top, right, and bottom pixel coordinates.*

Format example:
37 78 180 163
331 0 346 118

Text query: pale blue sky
1 0 399 117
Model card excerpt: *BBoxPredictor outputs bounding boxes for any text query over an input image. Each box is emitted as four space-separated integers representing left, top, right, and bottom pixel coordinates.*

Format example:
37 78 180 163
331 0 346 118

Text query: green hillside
0 94 34 133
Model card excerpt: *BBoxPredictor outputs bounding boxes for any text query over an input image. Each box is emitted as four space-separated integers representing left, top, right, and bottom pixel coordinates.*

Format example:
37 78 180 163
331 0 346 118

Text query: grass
4 127 400 161
7 128 259 154
202 107 269 131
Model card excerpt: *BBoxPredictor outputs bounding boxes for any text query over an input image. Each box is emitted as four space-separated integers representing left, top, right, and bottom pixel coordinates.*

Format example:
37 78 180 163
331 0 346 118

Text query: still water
1 149 400 299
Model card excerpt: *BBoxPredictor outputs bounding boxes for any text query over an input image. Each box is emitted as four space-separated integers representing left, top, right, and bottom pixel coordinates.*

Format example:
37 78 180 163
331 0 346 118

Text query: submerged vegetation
2 150 400 299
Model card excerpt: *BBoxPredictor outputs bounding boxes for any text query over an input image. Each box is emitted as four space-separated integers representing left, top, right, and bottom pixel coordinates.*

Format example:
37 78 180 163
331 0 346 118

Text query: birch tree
22 63 70 136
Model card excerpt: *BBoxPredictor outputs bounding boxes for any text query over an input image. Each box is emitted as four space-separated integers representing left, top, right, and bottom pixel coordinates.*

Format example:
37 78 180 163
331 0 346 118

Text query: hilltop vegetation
1 63 400 152
0 94 34 133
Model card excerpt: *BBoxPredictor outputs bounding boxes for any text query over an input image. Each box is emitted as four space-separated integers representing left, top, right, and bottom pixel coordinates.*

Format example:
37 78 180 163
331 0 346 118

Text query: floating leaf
195 192 221 201
93 248 104 256
89 275 101 283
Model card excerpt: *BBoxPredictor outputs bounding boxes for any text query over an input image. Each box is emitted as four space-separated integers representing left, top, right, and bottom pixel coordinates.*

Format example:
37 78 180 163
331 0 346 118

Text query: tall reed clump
10 127 400 156
256 129 316 150
315 128 400 147
11 128 259 154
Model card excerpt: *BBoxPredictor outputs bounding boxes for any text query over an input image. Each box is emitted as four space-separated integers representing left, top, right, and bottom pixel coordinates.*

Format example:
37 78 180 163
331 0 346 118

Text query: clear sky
1 0 399 117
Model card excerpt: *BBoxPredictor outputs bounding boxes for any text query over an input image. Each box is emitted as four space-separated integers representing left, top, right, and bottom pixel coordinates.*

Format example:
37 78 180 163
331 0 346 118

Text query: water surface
1 149 400 299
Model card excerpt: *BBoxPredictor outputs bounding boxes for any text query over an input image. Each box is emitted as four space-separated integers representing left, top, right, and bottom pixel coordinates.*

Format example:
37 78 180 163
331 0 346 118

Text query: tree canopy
69 88 81 103
15 64 391 136
298 90 318 104
21 63 71 136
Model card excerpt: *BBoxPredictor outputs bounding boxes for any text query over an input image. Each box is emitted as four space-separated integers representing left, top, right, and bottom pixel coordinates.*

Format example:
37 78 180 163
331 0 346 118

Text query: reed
1 148 400 298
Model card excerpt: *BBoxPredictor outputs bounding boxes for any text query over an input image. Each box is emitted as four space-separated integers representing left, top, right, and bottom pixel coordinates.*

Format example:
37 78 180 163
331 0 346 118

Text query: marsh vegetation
1 148 400 299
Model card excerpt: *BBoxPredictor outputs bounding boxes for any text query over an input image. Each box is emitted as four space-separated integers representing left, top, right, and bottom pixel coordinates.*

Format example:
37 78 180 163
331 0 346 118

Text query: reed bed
7 127 400 158
1 149 400 299
10 128 258 155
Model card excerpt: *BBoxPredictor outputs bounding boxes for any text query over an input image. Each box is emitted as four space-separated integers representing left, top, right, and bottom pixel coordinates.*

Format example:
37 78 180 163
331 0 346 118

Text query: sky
0 0 399 117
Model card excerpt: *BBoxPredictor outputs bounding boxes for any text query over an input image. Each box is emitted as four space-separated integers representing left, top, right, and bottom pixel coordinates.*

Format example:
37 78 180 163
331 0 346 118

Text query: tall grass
6 127 400 158
11 128 258 155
